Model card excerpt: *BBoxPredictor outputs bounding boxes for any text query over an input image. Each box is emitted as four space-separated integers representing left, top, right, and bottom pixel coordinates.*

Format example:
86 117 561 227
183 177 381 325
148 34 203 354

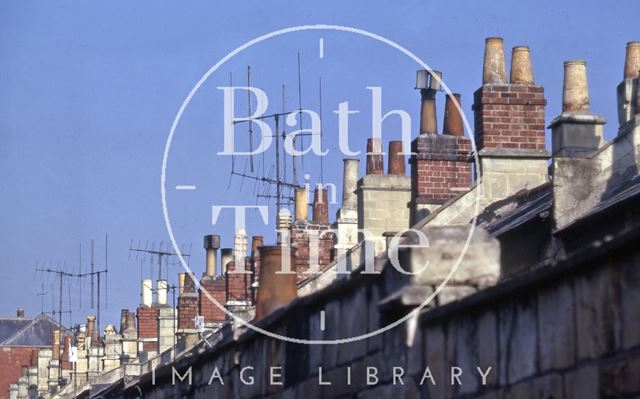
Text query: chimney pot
251 236 264 256
443 93 464 136
312 187 329 224
204 234 220 276
294 187 309 221
387 141 406 175
341 158 359 209
177 273 186 295
366 138 384 175
16 308 24 318
220 248 233 272
51 329 61 360
141 279 153 306
563 60 590 112
624 41 640 79
483 37 507 84
419 89 438 134
254 245 297 320
510 46 534 84
157 280 168 305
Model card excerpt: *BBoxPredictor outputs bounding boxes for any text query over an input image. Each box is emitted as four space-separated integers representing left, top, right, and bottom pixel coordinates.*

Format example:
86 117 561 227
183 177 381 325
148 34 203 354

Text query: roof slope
0 313 62 347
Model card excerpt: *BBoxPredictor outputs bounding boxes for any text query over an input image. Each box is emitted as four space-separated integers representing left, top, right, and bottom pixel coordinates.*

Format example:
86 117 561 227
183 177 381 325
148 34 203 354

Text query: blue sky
1 0 638 329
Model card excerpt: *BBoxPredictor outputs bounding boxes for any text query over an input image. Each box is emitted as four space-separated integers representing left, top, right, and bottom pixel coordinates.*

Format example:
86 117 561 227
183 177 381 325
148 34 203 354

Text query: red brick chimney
410 68 473 222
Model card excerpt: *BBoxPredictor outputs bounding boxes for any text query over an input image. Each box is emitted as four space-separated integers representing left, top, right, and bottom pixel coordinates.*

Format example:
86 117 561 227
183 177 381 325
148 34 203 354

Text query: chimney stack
51 330 61 360
312 187 329 224
204 234 220 277
157 280 168 305
254 246 297 321
294 188 309 221
141 279 153 307
220 248 233 272
510 46 534 84
387 141 406 175
16 308 24 318
550 60 606 158
482 37 507 84
442 93 464 136
562 60 590 113
366 138 384 175
416 69 441 134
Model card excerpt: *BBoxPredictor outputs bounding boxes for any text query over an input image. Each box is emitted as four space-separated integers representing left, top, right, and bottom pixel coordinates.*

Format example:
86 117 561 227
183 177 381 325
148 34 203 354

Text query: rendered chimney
550 60 606 158
388 141 406 175
442 93 464 136
294 187 308 221
204 234 220 277
51 329 61 360
562 60 590 112
141 279 153 307
366 138 384 175
341 158 359 209
312 187 329 224
16 308 24 318
617 42 640 127
220 248 233 272
482 37 507 84
157 280 168 305
254 245 297 321
510 46 534 84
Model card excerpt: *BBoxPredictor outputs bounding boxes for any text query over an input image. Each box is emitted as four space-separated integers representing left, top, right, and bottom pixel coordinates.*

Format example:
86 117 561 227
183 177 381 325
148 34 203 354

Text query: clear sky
1 0 638 330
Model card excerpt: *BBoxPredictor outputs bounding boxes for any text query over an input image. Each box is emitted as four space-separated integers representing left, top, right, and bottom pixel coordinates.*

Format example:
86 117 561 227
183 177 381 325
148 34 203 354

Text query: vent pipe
562 60 590 112
510 46 534 84
482 37 507 84
366 138 384 175
624 41 640 79
443 93 464 136
387 141 406 176
341 158 359 209
254 246 297 321
294 187 308 221
141 279 153 307
204 234 220 277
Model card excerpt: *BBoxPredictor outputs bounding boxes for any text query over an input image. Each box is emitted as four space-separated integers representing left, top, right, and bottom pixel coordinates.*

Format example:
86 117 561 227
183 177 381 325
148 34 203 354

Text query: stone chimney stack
549 60 606 158
334 158 360 251
473 38 550 203
410 73 473 222
312 187 329 224
366 138 384 175
617 42 640 129
254 246 297 321
204 234 220 277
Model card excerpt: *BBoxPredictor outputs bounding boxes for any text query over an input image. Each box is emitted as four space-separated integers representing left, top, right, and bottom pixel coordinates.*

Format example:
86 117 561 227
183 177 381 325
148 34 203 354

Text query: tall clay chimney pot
443 93 464 136
341 158 359 209
141 279 153 306
51 329 61 360
254 246 297 321
563 60 590 112
313 187 329 224
483 37 507 84
366 138 384 175
624 42 640 79
251 236 264 256
510 46 534 84
294 187 308 221
419 89 438 134
204 234 220 277
220 248 233 272
387 141 406 175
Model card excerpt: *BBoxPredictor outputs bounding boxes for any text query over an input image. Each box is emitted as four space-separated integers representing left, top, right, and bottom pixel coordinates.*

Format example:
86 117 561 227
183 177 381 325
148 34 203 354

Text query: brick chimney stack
472 38 550 203
410 68 473 222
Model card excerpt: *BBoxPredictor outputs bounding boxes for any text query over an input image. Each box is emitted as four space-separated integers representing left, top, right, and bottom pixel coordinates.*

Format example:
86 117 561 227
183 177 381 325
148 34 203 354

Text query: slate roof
0 313 63 347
